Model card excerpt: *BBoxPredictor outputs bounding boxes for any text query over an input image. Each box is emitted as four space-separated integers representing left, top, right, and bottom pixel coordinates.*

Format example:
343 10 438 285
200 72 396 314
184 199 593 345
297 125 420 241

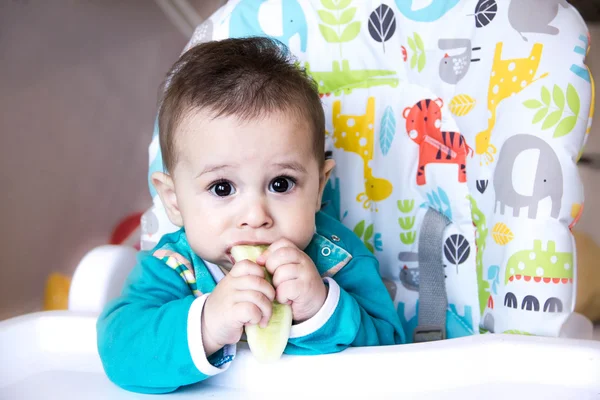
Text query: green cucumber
230 245 292 363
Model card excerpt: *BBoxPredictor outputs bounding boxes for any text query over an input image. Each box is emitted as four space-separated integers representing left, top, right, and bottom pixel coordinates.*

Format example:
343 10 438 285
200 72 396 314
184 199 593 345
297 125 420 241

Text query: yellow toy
43 272 71 311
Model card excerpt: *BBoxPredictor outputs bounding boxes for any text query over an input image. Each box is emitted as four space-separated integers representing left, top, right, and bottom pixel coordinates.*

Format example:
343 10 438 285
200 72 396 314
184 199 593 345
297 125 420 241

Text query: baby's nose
239 197 273 229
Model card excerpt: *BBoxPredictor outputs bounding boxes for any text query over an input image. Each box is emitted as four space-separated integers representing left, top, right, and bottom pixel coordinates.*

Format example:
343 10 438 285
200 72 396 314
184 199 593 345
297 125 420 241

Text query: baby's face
170 109 329 269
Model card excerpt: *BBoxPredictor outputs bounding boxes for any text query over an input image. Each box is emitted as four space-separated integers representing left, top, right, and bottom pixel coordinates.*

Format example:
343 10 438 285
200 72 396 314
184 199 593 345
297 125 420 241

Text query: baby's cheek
285 209 316 251
185 221 220 259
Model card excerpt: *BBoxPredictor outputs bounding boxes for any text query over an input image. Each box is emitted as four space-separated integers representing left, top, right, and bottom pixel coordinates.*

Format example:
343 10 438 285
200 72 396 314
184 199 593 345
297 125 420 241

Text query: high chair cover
144 0 594 340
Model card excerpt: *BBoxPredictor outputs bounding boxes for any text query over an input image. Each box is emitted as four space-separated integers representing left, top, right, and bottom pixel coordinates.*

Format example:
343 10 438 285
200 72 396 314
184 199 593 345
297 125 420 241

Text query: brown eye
210 181 235 197
269 177 295 193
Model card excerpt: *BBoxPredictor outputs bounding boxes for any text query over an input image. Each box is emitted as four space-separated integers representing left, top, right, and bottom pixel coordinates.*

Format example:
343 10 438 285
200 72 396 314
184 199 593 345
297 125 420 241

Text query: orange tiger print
403 98 472 186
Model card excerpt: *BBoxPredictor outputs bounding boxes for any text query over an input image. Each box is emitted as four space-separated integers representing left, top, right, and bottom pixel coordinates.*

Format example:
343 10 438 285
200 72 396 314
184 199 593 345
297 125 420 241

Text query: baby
97 37 405 394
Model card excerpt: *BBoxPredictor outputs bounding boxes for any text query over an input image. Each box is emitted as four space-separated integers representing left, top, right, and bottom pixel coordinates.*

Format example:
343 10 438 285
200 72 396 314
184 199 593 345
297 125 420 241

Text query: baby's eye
209 181 236 197
269 176 295 193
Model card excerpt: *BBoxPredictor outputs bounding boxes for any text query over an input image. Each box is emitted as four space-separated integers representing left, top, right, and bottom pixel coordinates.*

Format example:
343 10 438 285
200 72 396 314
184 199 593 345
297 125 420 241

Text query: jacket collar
304 233 352 278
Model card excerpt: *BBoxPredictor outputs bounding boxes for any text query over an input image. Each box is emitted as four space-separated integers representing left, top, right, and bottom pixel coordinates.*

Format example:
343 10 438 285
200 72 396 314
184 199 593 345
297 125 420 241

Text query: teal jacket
97 211 405 394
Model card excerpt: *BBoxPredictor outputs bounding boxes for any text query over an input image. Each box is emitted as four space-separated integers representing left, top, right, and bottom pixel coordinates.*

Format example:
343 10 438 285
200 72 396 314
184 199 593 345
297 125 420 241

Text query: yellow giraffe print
475 42 548 165
332 97 393 210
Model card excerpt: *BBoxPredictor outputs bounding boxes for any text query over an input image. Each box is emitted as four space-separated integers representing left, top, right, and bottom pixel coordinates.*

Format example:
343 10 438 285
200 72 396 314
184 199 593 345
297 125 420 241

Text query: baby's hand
257 239 327 323
202 260 275 356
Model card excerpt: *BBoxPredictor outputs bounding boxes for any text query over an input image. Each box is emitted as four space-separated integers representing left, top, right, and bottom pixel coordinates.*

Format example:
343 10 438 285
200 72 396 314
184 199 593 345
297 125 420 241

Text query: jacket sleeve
285 253 406 355
96 253 234 394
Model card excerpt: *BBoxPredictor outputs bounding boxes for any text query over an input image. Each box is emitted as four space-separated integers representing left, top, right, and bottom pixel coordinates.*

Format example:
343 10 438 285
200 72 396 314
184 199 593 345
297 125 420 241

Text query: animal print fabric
144 0 594 339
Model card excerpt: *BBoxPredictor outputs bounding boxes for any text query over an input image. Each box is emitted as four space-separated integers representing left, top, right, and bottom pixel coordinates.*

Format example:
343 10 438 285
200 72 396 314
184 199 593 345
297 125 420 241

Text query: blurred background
0 0 599 321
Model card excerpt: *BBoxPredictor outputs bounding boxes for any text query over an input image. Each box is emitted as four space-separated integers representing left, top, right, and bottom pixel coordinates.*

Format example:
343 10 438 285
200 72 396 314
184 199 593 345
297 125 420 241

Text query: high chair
2 1 600 398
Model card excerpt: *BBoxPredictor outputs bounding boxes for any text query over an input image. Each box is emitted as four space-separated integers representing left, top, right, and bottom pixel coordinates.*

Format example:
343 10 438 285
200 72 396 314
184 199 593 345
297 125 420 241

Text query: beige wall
0 1 186 320
0 2 599 321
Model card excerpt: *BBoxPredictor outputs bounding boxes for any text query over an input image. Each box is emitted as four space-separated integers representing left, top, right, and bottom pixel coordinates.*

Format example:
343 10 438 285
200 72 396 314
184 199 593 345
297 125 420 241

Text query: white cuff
289 277 340 339
187 294 236 375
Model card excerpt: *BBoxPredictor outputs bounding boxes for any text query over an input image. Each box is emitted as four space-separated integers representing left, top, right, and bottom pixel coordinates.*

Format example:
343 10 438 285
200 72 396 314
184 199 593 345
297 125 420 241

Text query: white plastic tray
1 311 600 399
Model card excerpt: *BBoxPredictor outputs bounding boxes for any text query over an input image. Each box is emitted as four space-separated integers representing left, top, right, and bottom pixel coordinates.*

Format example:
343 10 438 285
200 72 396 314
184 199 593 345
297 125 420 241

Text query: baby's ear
316 159 336 212
151 172 184 227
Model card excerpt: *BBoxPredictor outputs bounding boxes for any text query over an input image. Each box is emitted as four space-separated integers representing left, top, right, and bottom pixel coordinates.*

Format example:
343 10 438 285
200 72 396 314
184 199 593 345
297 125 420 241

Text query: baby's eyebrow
196 164 235 178
274 162 307 174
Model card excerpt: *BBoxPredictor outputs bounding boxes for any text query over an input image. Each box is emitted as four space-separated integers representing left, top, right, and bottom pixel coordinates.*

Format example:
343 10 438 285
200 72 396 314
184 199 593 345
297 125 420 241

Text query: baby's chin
210 256 234 271
188 247 232 270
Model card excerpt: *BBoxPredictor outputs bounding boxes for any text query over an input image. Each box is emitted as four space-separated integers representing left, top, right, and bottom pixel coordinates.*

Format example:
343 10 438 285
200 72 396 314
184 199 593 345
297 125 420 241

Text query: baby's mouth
226 242 270 264
225 251 235 265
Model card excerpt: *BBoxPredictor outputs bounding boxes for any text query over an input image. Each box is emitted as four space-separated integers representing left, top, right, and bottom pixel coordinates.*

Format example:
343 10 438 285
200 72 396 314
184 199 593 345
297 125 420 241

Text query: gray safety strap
414 208 451 343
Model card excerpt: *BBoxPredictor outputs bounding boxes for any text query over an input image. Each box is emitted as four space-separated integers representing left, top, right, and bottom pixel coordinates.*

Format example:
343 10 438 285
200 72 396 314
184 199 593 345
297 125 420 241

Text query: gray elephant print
493 134 563 219
508 0 569 41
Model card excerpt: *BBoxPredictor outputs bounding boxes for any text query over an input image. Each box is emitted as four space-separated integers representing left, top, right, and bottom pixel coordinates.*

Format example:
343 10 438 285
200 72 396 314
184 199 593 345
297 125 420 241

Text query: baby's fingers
274 280 300 305
232 275 276 302
271 263 301 288
256 238 297 265
232 302 263 327
264 247 303 276
229 259 265 279
234 291 273 328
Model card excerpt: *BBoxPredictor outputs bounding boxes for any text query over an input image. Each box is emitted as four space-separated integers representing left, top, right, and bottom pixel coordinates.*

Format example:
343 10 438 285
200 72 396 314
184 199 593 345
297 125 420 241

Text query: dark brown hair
158 37 325 173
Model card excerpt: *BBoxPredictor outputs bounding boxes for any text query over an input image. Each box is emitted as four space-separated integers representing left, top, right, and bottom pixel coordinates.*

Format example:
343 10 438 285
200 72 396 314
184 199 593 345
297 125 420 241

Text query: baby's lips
229 244 270 264
226 252 236 265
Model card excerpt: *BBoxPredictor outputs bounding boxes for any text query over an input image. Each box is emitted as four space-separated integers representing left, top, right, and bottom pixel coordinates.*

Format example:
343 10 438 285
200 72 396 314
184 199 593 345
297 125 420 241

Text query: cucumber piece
230 245 269 265
230 245 292 363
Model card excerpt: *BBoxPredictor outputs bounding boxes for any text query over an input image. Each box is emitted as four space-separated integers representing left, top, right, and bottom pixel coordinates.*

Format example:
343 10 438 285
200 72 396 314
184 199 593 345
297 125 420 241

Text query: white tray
1 311 600 399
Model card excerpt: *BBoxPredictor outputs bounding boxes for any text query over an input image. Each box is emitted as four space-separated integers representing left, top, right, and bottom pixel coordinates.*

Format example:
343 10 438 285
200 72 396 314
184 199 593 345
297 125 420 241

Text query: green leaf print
321 0 351 11
339 7 357 24
318 0 358 57
398 216 415 230
567 83 581 115
417 52 426 72
353 220 365 237
527 84 580 138
541 86 551 106
318 10 339 25
554 115 577 138
400 232 416 245
352 220 378 253
319 24 340 42
553 85 565 110
410 53 417 69
337 0 352 9
414 33 425 51
321 0 336 10
523 99 542 109
398 198 417 248
532 107 548 124
407 33 425 72
340 21 361 42
407 36 416 52
542 109 562 130
397 199 415 213
364 224 374 241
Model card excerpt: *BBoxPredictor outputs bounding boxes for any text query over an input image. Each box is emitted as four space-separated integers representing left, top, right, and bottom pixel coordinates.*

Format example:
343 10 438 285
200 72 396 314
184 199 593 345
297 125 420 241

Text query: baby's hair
158 36 325 173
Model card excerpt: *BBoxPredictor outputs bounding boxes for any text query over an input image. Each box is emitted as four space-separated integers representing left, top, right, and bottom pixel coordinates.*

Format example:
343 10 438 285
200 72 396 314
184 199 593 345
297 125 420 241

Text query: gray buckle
413 325 445 343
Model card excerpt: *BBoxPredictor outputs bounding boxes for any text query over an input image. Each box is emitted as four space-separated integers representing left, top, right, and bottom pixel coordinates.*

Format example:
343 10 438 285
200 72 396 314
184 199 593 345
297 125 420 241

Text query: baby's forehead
175 107 313 145
171 107 318 172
